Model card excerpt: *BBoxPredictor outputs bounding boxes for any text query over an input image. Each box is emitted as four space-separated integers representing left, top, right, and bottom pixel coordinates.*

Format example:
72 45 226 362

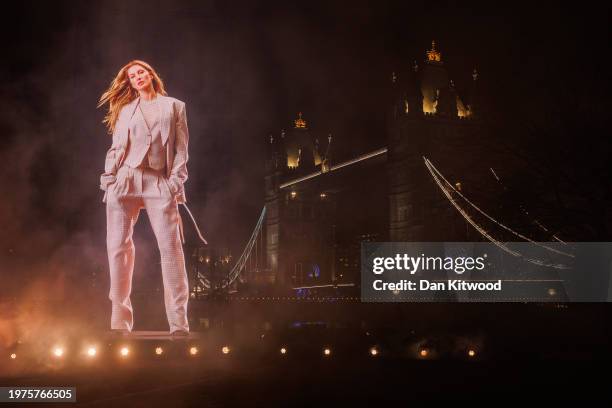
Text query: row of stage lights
8 345 477 360
8 345 230 360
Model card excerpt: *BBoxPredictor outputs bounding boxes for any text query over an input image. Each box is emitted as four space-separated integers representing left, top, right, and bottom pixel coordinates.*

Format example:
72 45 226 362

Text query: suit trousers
105 164 189 333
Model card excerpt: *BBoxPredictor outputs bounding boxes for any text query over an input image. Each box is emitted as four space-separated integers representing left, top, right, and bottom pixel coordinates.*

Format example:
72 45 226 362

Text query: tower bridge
190 41 566 297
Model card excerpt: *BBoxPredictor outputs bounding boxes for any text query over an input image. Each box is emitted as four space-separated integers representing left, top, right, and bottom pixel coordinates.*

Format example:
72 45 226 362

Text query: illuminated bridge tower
264 113 335 289
388 40 483 241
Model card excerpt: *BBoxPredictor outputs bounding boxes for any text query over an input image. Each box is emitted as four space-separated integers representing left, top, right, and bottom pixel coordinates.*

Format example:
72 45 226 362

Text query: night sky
0 0 608 299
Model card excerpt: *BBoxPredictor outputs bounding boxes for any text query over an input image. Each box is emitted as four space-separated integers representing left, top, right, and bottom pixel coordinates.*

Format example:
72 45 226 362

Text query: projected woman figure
98 60 190 337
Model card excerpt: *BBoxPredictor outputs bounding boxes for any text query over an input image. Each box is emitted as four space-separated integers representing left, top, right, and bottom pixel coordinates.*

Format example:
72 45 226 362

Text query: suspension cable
424 157 571 270
425 157 573 258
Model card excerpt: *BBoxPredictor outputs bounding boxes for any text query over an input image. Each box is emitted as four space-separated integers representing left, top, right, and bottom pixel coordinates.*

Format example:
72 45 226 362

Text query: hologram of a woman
97 60 190 336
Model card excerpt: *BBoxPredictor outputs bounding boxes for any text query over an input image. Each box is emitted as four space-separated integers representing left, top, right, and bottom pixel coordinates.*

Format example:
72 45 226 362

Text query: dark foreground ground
2 350 610 406
1 301 610 406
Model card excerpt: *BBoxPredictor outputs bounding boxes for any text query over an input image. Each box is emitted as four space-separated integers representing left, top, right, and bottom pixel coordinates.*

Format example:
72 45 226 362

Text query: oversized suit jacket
100 95 189 204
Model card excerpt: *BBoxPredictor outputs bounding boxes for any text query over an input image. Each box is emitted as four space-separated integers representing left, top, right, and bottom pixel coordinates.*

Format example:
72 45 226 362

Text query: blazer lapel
118 98 140 146
159 95 172 147
127 97 140 120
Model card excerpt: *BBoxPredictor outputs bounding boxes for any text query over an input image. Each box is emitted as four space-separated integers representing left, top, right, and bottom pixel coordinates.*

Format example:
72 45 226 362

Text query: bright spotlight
468 349 476 357
221 346 230 354
419 348 429 357
53 347 65 358
87 347 97 357
155 347 163 355
369 347 379 356
280 347 287 355
10 353 17 360
120 346 129 357
323 348 331 356
189 346 199 356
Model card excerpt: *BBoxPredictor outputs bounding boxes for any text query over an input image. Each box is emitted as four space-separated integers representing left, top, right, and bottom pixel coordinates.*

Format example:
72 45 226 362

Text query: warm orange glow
53 347 65 358
420 348 429 357
321 160 330 173
87 347 97 357
369 347 379 356
155 347 163 355
323 348 331 356
120 347 129 357
222 346 230 354
290 191 297 199
10 353 16 359
426 40 442 62
457 95 470 117
468 349 476 357
294 112 307 129
287 157 299 168
423 97 437 114
280 347 287 354
189 347 198 356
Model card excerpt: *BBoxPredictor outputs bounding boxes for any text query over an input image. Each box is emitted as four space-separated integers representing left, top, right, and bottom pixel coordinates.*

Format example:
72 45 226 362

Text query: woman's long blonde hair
97 60 167 135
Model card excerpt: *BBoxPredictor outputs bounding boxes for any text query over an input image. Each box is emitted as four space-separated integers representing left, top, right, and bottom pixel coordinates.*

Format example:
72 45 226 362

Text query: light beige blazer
100 95 189 204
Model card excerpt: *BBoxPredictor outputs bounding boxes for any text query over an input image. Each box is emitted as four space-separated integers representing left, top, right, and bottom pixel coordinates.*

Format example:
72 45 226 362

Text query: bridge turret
404 61 424 116
283 112 320 172
265 130 288 173
466 68 482 118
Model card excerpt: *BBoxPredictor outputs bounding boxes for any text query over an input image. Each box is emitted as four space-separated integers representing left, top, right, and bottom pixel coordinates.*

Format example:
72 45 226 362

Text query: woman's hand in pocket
166 177 183 197
112 170 129 197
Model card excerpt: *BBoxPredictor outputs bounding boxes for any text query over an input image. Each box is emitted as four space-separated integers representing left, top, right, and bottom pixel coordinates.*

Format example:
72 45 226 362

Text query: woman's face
127 64 153 92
